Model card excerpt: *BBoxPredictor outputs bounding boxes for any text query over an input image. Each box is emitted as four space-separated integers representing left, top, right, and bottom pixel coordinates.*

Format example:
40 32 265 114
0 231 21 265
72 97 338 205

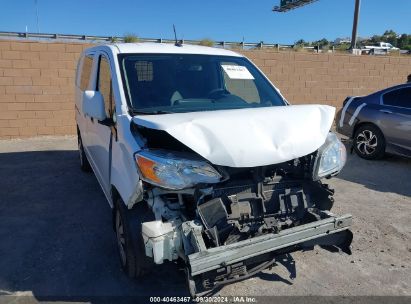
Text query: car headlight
134 150 222 190
313 132 346 180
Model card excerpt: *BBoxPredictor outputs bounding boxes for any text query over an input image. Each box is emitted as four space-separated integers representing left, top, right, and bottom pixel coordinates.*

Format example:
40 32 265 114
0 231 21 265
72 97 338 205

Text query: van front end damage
186 213 352 291
138 155 353 296
131 104 352 296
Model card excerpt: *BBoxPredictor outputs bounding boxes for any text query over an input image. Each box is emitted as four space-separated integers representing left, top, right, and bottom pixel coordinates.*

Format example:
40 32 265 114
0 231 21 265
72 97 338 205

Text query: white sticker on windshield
221 65 255 80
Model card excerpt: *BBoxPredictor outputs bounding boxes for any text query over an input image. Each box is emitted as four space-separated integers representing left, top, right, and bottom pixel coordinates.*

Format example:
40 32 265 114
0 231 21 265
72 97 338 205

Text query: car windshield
119 53 286 114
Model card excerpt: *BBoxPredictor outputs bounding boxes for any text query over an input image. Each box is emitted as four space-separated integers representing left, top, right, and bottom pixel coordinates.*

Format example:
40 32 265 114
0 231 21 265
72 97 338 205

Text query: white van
75 42 352 296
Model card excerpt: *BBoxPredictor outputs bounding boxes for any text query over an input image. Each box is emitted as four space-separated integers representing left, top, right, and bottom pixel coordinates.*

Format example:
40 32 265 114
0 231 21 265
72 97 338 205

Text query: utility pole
35 0 40 33
350 0 361 49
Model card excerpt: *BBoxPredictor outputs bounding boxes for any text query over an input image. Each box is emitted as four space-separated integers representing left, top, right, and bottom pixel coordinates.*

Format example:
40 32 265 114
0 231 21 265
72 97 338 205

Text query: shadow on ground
337 148 411 197
0 150 297 301
0 150 186 301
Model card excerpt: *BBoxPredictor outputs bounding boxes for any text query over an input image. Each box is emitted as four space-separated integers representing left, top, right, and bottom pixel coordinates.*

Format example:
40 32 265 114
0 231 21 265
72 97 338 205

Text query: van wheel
353 124 385 160
114 198 154 278
78 133 91 172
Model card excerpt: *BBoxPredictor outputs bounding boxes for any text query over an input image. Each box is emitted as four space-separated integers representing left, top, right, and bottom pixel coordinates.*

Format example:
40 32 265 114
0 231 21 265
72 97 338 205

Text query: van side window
80 55 93 91
97 56 115 120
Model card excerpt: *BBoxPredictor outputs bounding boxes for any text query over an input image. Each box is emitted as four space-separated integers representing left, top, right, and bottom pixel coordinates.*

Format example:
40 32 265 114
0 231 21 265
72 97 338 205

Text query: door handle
380 110 392 114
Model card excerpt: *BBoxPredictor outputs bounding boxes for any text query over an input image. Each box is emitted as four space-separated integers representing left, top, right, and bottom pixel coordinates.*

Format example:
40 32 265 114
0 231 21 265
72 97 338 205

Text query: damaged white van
75 43 353 296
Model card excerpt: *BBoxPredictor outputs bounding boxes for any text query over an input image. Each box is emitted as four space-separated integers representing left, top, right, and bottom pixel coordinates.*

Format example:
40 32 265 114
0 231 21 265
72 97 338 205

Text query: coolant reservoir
142 221 178 264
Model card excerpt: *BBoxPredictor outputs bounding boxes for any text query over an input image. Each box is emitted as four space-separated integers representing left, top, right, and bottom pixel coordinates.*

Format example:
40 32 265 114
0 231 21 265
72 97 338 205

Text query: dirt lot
0 136 410 301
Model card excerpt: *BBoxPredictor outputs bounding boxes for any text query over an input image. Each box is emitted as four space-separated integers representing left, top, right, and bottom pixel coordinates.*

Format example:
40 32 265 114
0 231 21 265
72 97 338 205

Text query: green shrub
198 38 214 47
123 34 139 43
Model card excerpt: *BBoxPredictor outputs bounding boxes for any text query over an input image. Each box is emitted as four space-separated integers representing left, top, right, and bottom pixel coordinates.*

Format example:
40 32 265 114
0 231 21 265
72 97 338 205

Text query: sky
0 0 410 44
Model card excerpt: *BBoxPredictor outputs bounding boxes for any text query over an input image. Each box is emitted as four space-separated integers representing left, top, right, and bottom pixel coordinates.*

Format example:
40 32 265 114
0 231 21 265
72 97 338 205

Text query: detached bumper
188 213 352 276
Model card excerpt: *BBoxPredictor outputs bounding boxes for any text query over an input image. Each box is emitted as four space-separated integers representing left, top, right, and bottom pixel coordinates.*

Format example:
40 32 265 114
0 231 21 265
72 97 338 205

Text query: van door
87 52 117 196
77 53 95 155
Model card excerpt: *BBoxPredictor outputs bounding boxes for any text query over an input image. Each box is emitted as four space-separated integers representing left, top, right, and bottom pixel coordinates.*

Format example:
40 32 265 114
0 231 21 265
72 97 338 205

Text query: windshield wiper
131 109 174 115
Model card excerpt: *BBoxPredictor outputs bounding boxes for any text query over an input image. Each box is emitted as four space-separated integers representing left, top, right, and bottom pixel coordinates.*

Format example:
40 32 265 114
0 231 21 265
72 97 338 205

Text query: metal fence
1 31 408 55
0 30 295 50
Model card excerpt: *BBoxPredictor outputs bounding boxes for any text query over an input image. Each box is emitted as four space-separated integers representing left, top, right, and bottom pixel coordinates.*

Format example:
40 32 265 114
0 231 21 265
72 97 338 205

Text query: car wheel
78 133 91 172
353 124 385 160
114 198 154 278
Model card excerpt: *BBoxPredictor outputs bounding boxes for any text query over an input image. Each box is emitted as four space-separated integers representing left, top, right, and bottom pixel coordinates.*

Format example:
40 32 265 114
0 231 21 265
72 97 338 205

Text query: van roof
88 42 243 57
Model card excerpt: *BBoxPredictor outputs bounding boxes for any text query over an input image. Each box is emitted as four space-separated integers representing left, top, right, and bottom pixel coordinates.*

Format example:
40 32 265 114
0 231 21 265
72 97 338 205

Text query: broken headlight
135 150 222 190
313 132 346 180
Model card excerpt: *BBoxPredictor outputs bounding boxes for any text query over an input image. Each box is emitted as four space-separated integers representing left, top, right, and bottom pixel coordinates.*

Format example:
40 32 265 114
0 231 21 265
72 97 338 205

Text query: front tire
353 124 385 160
114 198 154 278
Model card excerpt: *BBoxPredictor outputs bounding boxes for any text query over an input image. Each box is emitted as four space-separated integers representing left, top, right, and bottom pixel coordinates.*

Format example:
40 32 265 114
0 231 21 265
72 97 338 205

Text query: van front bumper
188 212 352 276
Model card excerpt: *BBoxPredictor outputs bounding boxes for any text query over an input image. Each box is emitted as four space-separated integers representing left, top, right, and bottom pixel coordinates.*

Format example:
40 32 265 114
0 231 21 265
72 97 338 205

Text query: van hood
132 105 335 167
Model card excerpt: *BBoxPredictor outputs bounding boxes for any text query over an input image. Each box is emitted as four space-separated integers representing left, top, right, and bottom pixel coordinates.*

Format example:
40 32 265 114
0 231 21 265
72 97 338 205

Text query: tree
383 30 397 36
382 29 398 46
295 39 306 46
311 38 329 48
397 34 411 50
369 35 382 44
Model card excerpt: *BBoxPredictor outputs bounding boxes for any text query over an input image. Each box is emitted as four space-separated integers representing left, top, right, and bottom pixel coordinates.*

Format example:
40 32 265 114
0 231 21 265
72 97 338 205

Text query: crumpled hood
133 105 335 167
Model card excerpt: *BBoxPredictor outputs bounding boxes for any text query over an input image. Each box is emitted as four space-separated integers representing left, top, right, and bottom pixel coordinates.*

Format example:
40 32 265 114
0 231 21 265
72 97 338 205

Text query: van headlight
134 150 222 190
313 133 346 180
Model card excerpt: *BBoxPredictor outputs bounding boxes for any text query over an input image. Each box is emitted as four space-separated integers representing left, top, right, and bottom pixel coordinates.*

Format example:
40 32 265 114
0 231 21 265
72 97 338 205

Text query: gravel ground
0 136 410 301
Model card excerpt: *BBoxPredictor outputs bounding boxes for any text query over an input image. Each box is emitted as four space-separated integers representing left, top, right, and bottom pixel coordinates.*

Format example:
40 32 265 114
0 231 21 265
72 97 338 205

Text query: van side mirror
82 90 106 121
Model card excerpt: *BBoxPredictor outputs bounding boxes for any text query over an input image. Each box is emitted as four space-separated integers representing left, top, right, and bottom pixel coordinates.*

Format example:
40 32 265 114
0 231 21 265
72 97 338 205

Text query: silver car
337 83 411 159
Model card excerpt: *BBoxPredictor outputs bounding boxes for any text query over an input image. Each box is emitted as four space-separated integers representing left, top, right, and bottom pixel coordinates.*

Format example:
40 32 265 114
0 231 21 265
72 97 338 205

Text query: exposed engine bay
133 124 353 296
193 160 335 247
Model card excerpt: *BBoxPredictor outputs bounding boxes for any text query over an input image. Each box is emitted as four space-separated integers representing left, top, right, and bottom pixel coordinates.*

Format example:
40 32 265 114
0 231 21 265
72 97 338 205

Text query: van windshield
119 54 286 114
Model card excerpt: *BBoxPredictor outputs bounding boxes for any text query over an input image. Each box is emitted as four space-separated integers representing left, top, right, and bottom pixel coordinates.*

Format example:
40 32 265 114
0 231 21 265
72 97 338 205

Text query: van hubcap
115 211 127 266
356 130 377 155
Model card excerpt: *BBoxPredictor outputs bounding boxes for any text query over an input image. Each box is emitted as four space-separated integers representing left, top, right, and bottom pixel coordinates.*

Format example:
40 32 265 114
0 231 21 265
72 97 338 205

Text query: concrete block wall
240 50 411 108
0 40 91 139
1 39 410 139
